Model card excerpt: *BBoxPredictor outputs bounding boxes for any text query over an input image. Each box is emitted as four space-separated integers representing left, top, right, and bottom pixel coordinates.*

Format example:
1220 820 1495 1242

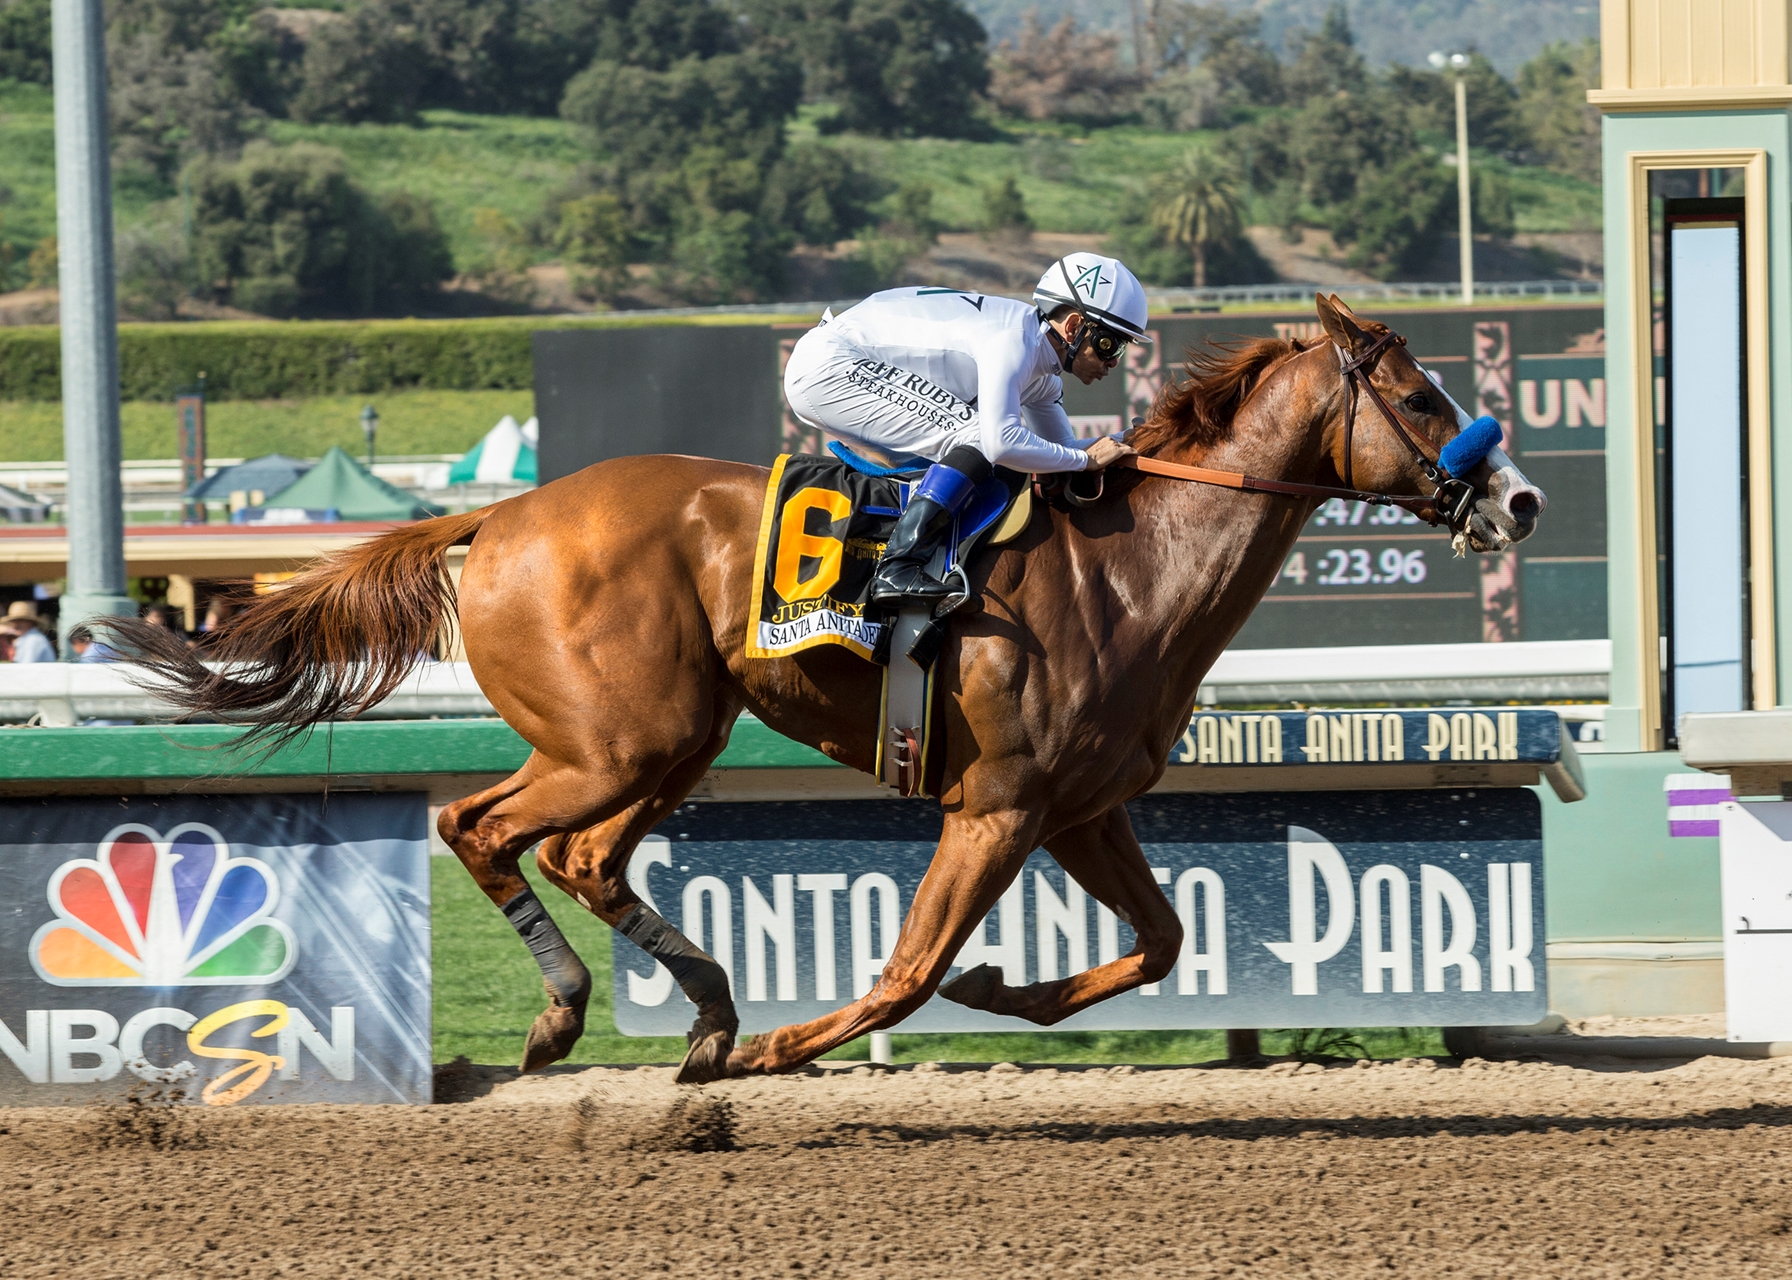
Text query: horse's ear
1316 292 1370 354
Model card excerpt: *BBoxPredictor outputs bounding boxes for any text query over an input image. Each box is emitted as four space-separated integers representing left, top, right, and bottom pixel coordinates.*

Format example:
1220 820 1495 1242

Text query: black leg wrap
500 888 592 1008
618 904 736 1015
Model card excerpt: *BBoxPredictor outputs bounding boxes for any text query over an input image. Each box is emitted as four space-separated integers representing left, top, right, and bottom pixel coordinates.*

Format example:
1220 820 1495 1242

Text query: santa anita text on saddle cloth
613 788 1549 1035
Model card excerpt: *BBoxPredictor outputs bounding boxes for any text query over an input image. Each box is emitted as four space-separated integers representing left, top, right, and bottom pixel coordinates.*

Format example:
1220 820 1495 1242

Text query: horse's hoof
674 1029 736 1085
520 1003 584 1074
938 962 1002 1012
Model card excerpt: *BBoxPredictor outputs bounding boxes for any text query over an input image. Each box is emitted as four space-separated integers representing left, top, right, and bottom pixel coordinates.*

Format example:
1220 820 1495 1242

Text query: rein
1116 453 1438 517
1120 327 1477 531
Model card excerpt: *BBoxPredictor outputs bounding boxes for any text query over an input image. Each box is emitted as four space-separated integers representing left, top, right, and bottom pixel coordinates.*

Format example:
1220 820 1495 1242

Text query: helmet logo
1072 263 1107 298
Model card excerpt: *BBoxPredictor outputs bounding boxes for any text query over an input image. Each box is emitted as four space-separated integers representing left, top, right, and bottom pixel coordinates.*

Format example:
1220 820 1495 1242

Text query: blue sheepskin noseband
1437 415 1502 478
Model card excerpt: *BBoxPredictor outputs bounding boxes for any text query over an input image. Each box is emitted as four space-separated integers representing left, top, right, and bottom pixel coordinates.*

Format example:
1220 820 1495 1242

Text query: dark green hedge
0 314 795 402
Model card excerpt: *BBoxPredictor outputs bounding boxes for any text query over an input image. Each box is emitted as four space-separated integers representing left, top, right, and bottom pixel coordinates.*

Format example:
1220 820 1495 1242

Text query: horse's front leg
723 807 1042 1076
938 803 1182 1025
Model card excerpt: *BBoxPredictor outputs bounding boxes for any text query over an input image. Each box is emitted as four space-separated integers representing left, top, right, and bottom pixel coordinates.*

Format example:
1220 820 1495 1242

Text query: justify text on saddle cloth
782 289 1099 473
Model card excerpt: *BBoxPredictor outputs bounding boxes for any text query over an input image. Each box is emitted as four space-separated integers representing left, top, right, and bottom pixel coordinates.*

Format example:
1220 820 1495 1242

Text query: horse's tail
102 507 493 749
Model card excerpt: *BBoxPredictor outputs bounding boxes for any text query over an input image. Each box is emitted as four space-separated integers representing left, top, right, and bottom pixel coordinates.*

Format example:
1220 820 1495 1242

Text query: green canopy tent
262 446 444 521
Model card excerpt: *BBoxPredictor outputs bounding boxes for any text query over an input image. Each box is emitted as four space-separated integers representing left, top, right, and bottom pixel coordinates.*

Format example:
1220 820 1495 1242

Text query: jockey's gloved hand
1084 437 1137 470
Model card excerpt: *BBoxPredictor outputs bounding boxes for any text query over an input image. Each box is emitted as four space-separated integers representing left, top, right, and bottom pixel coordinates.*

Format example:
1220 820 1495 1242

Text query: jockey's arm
975 341 1092 473
1020 398 1080 449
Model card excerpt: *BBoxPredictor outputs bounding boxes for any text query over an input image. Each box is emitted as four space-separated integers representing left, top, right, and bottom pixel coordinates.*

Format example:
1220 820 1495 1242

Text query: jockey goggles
1068 316 1131 368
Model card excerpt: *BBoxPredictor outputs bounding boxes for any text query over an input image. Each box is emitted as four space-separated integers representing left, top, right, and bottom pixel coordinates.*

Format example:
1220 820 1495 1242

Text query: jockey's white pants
783 328 980 464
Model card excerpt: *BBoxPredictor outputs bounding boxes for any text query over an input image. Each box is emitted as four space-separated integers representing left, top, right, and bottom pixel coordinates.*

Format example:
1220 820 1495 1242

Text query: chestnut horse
109 295 1545 1083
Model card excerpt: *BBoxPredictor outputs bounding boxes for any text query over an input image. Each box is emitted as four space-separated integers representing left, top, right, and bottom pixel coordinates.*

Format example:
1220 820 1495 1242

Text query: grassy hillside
0 80 69 260
0 80 1600 286
261 111 588 272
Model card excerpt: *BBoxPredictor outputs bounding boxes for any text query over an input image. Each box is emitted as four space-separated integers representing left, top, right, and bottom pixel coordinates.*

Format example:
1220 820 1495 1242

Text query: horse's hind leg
533 714 745 1084
439 713 735 1073
938 804 1183 1025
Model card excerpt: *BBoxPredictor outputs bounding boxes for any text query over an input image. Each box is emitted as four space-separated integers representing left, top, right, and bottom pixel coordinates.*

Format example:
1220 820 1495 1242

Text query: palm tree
1149 149 1245 288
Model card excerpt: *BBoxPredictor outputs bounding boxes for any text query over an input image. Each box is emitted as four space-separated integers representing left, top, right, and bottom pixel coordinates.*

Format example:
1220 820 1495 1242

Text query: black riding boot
871 448 990 608
871 496 954 606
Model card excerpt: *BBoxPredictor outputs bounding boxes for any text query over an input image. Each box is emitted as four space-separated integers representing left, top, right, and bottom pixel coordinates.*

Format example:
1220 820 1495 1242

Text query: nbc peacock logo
30 823 297 987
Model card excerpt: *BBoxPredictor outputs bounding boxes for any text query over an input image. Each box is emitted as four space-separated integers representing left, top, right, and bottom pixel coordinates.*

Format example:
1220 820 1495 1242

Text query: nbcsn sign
1 824 354 1105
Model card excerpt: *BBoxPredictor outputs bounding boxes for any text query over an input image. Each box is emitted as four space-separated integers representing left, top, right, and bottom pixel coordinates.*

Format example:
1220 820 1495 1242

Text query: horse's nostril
1506 490 1541 521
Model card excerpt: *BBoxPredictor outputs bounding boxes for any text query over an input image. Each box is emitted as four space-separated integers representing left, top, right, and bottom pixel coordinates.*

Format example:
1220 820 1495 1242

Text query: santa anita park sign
615 789 1549 1035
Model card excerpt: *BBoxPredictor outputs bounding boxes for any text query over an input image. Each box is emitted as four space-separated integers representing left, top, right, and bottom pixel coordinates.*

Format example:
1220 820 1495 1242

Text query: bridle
1115 326 1479 532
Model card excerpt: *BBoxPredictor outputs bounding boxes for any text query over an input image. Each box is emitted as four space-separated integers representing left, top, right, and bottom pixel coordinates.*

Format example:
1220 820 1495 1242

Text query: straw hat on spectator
3 601 46 630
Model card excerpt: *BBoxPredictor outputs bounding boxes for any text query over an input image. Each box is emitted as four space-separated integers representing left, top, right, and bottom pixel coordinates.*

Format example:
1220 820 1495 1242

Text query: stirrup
933 564 973 617
871 563 951 607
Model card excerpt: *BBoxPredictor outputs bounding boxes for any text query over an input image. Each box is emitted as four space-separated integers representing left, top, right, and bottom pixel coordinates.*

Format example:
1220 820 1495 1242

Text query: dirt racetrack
3 1044 1792 1279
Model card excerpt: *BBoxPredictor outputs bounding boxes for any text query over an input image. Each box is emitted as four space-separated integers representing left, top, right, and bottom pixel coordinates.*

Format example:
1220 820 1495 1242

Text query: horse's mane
1129 336 1311 455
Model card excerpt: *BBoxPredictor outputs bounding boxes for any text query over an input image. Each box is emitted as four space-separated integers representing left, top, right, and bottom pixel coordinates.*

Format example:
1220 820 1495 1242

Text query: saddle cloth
744 449 1027 663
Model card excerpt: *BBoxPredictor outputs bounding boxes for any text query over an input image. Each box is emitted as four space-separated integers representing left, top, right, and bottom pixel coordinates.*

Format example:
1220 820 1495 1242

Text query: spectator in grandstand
68 625 119 663
3 602 56 662
200 598 236 633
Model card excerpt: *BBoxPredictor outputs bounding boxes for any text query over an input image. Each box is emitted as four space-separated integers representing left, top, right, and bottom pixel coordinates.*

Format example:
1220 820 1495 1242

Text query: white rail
0 660 494 726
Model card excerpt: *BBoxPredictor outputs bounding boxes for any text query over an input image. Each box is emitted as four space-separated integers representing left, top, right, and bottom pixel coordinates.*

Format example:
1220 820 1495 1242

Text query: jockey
783 251 1152 607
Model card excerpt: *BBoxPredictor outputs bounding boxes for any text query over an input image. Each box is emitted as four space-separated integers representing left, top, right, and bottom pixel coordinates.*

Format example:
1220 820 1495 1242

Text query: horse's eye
1404 392 1434 414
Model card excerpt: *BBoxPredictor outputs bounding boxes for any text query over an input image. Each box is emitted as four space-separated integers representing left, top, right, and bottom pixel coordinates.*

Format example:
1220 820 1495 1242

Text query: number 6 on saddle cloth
743 444 1033 798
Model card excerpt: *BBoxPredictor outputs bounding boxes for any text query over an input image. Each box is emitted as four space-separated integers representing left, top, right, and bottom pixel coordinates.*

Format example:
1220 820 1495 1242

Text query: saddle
745 445 1034 798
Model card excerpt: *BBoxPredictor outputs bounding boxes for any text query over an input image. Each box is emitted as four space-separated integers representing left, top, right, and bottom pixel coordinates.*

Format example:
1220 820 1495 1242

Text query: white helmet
1033 253 1154 344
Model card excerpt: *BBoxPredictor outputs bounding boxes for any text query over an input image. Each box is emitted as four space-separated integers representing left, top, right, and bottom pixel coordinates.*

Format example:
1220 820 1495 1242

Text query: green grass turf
430 857 1448 1067
0 388 535 462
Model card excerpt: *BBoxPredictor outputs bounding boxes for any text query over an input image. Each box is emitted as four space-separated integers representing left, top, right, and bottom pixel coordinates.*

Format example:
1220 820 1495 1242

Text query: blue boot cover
910 462 978 514
1438 415 1503 478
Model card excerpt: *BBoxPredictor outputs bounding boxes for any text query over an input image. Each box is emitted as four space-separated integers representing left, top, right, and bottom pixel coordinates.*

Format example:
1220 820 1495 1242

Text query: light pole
1429 51 1473 305
360 404 380 469
52 0 137 654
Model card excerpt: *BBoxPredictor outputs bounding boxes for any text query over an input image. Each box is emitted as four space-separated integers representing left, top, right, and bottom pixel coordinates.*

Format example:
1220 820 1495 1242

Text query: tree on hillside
1149 149 1243 287
989 13 1140 125
759 143 884 246
1149 2 1280 107
104 0 259 180
1281 4 1368 102
838 0 989 135
189 143 453 315
557 0 805 300
1329 154 1453 279
109 33 250 180
748 0 989 137
1284 84 1414 210
0 0 50 84
1517 39 1601 181
286 8 428 123
1385 52 1528 160
555 193 631 299
981 175 1033 237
